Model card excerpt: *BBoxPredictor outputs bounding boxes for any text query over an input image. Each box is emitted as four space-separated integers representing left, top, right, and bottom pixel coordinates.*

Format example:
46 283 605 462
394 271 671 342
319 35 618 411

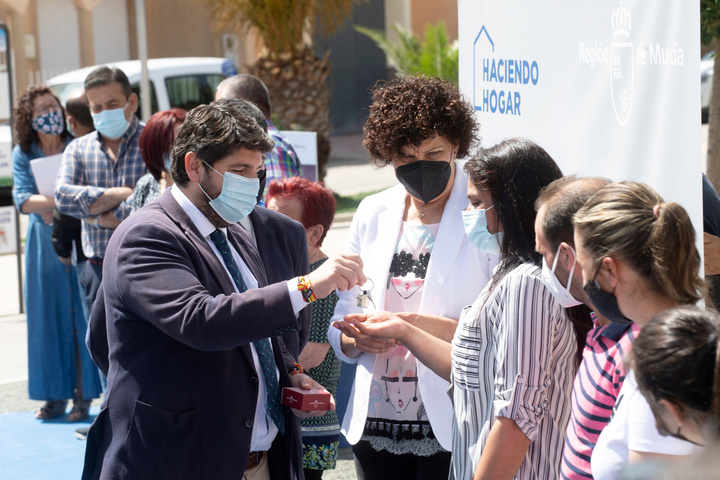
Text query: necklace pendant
417 210 425 219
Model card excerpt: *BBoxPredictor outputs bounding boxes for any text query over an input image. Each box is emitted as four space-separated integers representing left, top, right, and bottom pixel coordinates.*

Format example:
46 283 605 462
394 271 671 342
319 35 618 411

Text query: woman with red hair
266 177 341 479
130 108 186 212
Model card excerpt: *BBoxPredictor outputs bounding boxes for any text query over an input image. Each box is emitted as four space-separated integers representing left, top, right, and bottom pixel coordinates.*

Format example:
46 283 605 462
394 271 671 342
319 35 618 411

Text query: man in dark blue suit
214 86 312 359
82 99 365 479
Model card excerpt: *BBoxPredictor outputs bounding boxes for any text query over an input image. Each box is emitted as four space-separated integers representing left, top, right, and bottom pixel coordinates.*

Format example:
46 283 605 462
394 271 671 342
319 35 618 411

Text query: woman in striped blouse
337 138 585 479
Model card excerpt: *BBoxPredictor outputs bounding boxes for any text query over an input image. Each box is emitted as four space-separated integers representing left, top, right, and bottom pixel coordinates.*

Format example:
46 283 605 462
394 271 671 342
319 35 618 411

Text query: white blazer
328 164 497 450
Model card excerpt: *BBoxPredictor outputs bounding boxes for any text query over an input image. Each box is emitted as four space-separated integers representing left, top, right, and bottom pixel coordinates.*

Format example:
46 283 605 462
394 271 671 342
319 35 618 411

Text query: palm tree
355 22 459 86
207 0 355 181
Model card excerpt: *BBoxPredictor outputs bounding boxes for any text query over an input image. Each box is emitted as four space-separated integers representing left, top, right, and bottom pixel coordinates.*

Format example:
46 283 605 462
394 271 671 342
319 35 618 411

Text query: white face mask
540 243 582 308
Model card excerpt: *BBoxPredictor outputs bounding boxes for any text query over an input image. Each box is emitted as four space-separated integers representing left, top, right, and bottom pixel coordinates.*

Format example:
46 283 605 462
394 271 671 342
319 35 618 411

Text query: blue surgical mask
67 121 78 138
91 101 131 139
198 161 259 223
163 152 172 172
462 206 503 254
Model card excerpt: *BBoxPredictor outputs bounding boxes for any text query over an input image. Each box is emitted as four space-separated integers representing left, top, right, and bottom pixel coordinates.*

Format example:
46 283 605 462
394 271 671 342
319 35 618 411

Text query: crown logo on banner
610 1 633 126
611 3 632 39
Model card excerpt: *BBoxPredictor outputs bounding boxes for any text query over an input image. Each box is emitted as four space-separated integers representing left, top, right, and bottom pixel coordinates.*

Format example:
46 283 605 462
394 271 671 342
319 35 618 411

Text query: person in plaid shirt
55 66 146 315
216 74 302 204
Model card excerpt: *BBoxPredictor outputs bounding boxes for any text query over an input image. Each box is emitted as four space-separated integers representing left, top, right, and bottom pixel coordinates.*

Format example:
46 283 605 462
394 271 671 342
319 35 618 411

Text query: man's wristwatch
91 216 100 228
297 276 317 303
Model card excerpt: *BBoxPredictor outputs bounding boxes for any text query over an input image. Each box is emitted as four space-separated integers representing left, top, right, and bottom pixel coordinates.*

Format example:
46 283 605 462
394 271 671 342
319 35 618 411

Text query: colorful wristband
289 362 304 377
297 276 317 303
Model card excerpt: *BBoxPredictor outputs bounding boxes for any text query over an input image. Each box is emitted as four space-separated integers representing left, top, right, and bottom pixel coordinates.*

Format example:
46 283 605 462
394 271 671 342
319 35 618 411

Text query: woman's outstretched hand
333 311 411 354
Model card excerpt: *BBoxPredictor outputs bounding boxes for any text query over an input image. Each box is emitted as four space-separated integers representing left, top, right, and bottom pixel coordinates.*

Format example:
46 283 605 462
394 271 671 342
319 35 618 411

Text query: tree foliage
702 0 720 45
702 0 720 192
355 22 459 85
208 0 354 55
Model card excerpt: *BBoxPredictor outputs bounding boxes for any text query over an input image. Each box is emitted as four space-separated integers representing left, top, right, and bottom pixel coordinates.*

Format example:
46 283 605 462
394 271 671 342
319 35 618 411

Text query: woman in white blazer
327 76 496 479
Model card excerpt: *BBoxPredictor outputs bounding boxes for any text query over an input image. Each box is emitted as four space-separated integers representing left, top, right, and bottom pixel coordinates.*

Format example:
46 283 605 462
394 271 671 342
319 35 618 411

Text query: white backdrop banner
458 0 702 238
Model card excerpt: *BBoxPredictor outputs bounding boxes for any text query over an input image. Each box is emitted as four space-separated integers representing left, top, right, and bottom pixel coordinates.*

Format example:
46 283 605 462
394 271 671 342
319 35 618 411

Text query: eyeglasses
32 101 61 116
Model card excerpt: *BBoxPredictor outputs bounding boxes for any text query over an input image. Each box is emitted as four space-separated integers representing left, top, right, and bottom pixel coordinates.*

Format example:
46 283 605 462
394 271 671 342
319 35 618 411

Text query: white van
46 57 236 118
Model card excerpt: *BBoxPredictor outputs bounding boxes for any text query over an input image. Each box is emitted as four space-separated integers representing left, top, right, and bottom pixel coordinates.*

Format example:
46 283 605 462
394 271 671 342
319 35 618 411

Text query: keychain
356 278 376 309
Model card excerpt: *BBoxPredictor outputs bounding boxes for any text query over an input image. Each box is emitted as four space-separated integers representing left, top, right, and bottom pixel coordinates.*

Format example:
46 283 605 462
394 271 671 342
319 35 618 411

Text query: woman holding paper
11 85 101 422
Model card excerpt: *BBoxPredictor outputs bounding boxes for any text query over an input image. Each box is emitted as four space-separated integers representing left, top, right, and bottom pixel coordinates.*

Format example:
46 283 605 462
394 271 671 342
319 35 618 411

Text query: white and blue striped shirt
450 262 577 480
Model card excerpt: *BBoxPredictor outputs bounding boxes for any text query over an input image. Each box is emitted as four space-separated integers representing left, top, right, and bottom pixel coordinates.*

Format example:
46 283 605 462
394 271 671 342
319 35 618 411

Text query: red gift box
281 387 331 411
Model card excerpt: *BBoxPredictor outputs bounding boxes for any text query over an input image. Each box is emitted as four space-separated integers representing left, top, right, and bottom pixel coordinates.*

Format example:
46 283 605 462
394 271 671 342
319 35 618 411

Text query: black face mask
395 160 452 204
256 168 267 205
583 266 634 326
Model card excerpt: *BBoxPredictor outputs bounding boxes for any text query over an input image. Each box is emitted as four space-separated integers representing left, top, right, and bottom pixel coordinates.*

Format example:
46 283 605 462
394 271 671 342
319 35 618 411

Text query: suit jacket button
245 419 253 428
250 377 259 386
273 330 280 336
289 325 298 332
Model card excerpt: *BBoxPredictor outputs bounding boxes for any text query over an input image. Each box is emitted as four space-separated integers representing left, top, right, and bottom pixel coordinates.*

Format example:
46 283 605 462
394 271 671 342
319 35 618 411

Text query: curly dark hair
13 85 67 153
362 75 478 166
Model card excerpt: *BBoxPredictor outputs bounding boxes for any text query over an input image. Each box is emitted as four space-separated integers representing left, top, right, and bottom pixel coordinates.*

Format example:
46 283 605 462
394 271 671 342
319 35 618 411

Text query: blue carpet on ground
0 406 98 479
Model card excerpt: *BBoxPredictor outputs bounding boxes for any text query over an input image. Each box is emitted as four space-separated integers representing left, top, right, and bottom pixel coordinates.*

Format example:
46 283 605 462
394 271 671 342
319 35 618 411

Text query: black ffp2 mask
583 280 634 326
256 169 267 205
395 160 452 204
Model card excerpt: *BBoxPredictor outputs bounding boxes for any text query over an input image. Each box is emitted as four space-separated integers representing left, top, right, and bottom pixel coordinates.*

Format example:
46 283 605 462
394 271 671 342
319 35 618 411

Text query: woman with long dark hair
11 85 102 421
336 138 588 479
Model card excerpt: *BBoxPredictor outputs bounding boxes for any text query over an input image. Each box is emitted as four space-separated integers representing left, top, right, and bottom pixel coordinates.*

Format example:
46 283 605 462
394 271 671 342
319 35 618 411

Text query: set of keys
356 278 376 309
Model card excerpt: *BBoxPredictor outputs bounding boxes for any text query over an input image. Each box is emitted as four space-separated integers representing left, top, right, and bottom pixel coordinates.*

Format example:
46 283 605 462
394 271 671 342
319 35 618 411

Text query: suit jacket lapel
227 224 269 287
157 190 237 295
157 190 256 366
227 225 270 370
248 208 277 285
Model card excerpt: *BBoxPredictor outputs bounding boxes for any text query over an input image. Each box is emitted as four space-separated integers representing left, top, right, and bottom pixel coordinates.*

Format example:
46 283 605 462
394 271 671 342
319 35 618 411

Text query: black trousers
80 257 103 318
352 440 451 480
303 468 325 479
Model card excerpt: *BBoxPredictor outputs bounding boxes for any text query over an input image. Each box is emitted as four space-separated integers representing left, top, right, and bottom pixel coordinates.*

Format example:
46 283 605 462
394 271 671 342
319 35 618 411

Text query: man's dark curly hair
13 85 67 153
362 75 478 166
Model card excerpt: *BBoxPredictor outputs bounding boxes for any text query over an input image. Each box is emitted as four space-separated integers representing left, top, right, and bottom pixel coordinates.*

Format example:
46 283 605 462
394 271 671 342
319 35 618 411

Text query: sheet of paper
279 130 318 182
29 153 63 197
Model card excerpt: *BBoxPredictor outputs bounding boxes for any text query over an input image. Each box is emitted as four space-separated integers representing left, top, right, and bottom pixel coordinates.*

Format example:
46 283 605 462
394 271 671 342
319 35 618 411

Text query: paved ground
0 132 395 479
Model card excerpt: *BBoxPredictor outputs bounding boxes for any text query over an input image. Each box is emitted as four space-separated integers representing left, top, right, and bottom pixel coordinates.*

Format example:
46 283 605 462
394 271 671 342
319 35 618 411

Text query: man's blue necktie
209 229 285 435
